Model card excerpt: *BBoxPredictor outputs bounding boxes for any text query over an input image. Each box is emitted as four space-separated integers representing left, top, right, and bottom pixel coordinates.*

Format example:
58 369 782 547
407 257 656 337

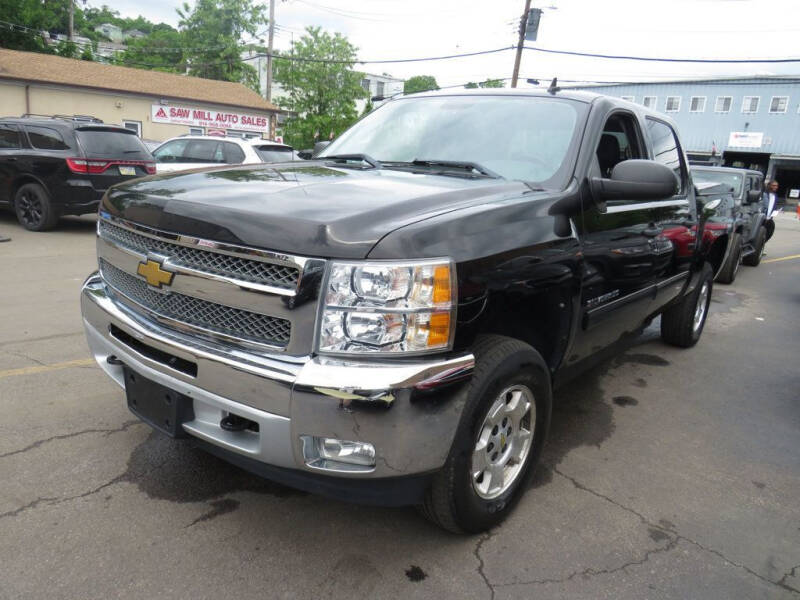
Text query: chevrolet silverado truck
81 90 716 533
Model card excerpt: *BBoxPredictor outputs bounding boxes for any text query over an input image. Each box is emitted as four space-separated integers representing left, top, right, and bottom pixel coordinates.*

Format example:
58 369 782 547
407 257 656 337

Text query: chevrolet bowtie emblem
137 258 175 289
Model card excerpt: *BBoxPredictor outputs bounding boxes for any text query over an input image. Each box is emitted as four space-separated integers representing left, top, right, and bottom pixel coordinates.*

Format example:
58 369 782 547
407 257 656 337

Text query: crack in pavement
0 420 142 460
473 530 496 599
542 467 800 596
0 454 172 522
0 331 84 349
0 475 124 520
778 564 800 594
496 536 680 588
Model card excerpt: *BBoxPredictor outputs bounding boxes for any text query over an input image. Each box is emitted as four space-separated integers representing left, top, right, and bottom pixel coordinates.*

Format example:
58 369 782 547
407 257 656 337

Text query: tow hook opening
220 413 259 433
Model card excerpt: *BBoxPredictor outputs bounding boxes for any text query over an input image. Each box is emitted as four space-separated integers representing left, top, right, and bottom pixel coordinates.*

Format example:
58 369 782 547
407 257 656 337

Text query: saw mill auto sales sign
151 105 269 133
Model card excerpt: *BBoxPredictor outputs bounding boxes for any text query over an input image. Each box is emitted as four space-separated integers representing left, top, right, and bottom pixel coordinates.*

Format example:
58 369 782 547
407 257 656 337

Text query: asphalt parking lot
1 211 799 600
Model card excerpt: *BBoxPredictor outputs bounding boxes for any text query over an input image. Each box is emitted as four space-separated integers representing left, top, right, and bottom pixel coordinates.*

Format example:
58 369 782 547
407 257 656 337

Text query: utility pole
266 0 276 138
68 0 74 42
511 0 532 88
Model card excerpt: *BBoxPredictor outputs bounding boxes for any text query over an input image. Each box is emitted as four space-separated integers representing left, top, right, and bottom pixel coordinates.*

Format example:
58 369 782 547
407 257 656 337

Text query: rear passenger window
647 119 686 195
223 142 245 163
0 124 20 149
25 126 70 151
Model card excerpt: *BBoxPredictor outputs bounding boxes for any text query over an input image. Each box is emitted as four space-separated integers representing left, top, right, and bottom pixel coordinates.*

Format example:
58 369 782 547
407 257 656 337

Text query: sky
106 0 800 88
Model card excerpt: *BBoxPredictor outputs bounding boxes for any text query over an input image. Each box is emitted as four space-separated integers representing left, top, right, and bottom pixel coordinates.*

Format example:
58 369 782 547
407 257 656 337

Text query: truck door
643 118 694 310
570 111 665 363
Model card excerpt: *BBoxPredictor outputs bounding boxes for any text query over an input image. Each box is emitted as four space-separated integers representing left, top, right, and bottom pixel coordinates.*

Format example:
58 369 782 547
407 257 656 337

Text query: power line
523 45 800 64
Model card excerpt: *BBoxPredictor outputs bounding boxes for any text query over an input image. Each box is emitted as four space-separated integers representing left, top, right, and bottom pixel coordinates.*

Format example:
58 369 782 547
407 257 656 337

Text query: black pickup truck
81 90 715 533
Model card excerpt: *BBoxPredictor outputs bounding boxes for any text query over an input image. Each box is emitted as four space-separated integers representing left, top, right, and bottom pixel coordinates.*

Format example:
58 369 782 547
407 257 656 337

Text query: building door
723 151 770 174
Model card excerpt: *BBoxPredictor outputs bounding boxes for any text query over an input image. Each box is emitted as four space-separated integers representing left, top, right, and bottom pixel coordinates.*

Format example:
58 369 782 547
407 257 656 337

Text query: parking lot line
762 253 800 264
0 358 96 379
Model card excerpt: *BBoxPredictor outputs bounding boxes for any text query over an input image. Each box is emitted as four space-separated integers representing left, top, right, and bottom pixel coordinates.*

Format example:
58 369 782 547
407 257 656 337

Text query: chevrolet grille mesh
99 259 291 346
99 220 299 289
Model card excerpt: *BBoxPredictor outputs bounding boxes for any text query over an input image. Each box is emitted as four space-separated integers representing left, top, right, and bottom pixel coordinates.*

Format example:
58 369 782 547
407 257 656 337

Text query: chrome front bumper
81 274 474 479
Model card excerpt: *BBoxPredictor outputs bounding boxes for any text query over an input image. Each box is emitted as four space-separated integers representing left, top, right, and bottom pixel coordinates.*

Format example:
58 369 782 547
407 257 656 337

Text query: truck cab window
594 113 644 178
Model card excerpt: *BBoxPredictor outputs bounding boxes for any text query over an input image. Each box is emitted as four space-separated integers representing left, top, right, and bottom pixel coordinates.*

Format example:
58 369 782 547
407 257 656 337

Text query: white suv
151 135 300 174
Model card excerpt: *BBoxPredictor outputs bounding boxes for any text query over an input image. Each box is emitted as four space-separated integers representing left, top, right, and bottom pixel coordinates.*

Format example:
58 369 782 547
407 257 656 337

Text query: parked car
0 115 154 230
151 135 300 173
691 166 768 267
81 89 716 533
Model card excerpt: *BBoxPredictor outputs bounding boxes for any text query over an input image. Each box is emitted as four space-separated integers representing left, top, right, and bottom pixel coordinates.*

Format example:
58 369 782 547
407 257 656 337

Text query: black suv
0 116 155 231
691 166 768 270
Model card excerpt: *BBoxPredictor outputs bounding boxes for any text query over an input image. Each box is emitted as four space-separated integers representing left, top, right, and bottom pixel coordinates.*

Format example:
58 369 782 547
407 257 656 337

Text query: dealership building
0 48 280 141
568 76 800 202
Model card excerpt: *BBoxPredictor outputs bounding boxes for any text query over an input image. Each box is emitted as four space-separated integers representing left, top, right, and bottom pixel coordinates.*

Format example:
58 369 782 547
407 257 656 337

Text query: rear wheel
661 262 713 348
743 227 766 267
419 335 552 533
716 233 741 284
14 183 58 231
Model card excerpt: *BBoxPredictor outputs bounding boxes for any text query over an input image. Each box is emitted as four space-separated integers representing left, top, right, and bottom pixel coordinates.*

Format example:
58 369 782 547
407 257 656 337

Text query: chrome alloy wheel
471 385 535 500
693 281 710 333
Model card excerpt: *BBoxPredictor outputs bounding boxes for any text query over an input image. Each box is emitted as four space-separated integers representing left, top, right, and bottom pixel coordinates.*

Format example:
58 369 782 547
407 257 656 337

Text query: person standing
762 179 778 241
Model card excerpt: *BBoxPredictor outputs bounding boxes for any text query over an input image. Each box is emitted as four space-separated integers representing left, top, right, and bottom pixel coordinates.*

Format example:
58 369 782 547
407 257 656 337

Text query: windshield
76 129 150 159
320 95 584 186
692 170 743 197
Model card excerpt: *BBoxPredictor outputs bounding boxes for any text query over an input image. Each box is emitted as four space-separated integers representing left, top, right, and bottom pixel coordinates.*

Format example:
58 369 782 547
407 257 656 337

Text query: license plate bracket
124 368 194 437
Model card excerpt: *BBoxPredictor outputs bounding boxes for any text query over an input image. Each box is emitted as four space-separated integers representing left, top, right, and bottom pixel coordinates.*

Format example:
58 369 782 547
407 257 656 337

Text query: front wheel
419 335 552 533
743 227 766 266
716 233 742 284
661 262 713 348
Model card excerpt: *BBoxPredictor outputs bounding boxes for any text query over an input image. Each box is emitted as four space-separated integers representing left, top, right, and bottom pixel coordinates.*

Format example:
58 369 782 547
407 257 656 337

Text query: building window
742 96 760 113
665 96 681 112
123 120 142 137
189 127 204 136
715 96 732 113
689 97 706 113
642 96 657 109
620 95 634 102
769 96 789 113
361 78 370 91
376 81 385 98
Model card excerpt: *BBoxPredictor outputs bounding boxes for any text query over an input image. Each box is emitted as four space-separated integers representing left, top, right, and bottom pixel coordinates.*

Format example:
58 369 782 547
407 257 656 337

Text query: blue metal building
568 76 800 202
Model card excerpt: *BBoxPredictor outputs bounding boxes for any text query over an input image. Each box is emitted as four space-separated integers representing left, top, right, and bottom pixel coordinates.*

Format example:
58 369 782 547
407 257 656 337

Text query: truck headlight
317 259 456 355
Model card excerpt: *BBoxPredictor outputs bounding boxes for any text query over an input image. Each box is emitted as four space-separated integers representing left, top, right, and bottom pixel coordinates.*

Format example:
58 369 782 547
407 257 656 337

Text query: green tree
481 78 505 88
404 75 439 94
273 27 367 149
116 29 186 73
55 39 79 58
465 79 506 89
177 0 267 90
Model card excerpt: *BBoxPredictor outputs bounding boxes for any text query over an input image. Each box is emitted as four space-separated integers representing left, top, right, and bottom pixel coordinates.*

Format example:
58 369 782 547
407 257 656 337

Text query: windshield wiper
411 159 502 179
381 159 502 179
322 154 382 169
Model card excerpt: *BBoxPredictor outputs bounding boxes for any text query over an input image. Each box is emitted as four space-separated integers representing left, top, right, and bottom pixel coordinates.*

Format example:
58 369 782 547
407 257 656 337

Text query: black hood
102 162 532 259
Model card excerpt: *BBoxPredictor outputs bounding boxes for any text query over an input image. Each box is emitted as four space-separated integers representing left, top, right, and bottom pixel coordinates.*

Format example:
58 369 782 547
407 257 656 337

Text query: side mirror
312 141 331 157
297 150 313 160
701 197 722 218
590 160 678 203
747 189 761 203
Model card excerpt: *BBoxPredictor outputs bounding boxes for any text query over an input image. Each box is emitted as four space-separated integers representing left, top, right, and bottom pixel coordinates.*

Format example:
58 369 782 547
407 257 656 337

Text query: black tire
715 233 741 284
14 183 59 231
661 262 713 348
419 335 552 533
743 227 766 267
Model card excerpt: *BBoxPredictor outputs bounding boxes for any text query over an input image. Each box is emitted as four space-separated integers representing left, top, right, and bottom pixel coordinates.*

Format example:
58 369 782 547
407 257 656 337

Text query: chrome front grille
100 259 292 347
98 220 299 290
